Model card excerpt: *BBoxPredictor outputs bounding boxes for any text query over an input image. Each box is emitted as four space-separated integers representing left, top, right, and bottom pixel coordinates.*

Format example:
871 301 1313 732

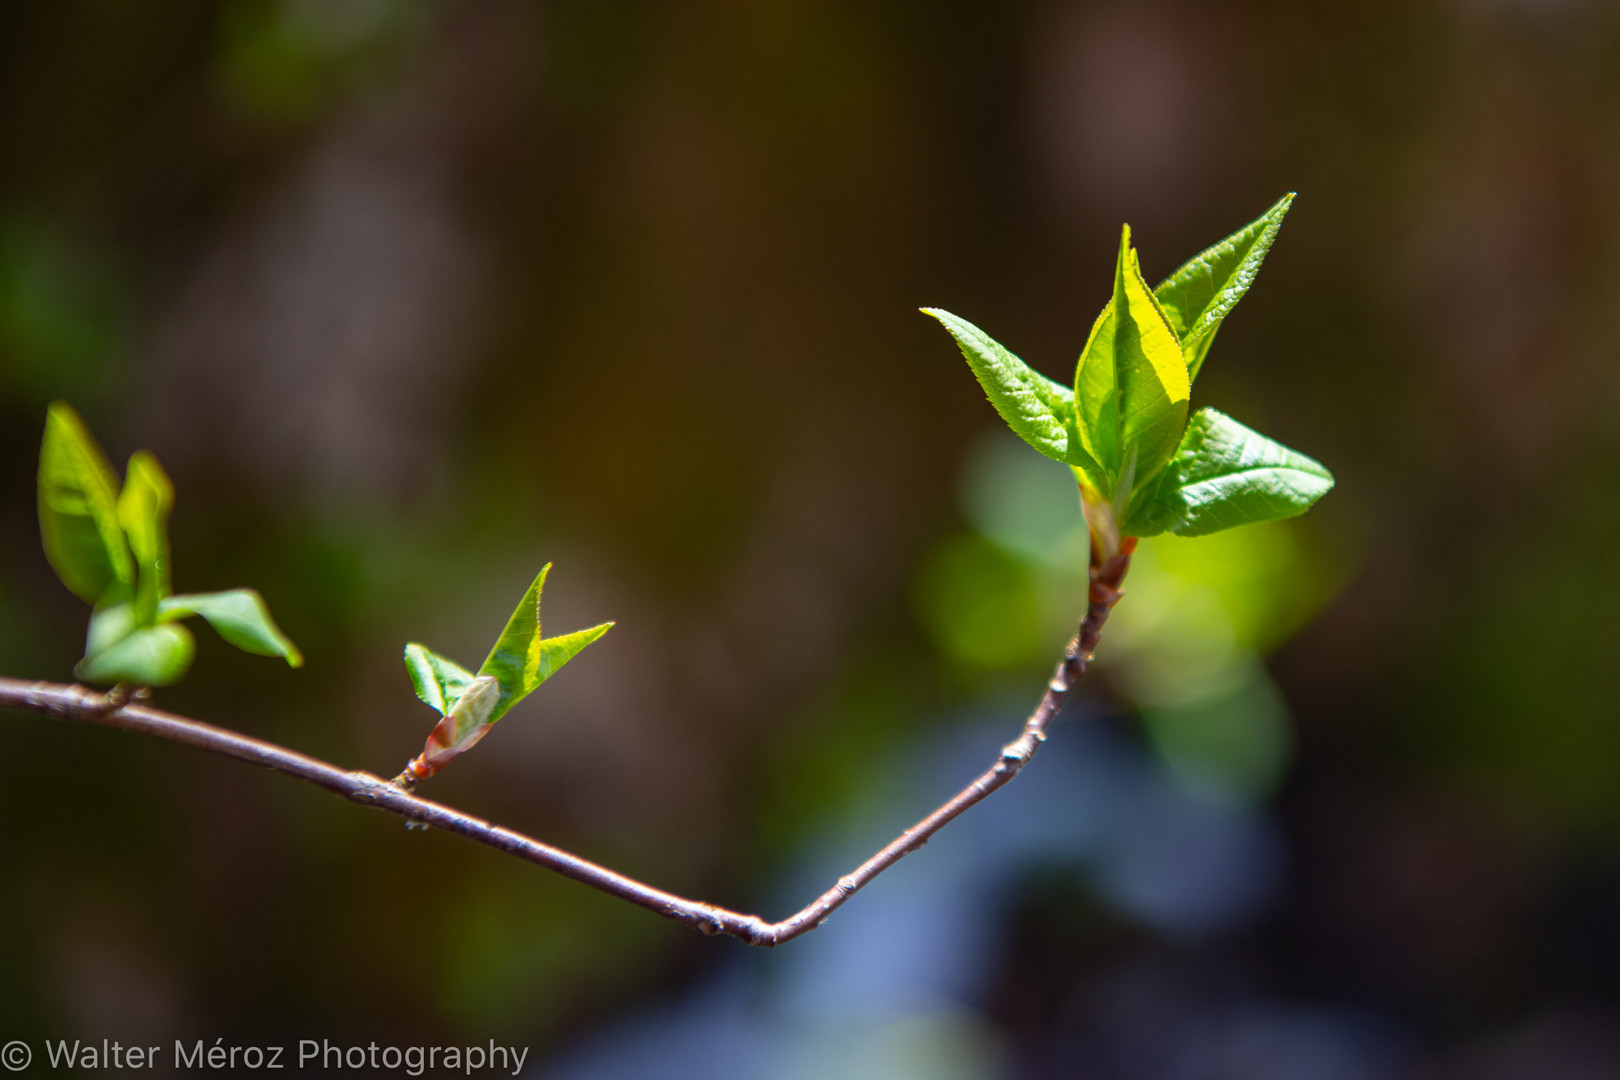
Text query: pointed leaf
923 308 1099 475
75 622 195 687
117 451 175 624
536 622 615 684
1155 193 1293 382
477 564 550 719
159 589 303 667
403 643 477 716
1125 408 1334 538
38 402 133 603
1073 227 1191 494
477 565 613 723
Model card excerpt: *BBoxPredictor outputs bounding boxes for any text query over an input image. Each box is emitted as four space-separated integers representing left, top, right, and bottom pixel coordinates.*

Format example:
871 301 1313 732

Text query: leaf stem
0 547 1132 946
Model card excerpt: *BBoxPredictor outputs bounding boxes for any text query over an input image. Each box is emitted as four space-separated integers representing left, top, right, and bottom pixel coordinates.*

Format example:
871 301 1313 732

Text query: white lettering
45 1041 80 1068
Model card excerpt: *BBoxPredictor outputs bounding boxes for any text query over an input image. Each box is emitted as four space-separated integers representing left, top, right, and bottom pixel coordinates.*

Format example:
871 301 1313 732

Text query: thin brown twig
0 545 1133 947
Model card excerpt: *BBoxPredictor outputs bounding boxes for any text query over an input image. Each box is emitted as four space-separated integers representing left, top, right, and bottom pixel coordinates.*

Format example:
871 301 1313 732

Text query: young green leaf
397 569 613 784
1154 193 1293 382
1073 227 1191 494
158 589 303 667
922 308 1099 476
117 451 175 624
1125 408 1334 538
75 622 196 687
533 622 616 685
477 564 614 724
403 643 478 716
38 402 134 604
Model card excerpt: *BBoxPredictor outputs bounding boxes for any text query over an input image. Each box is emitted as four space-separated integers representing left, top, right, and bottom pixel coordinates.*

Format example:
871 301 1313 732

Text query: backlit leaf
1154 193 1293 382
923 308 1099 476
477 564 613 724
1073 227 1191 495
533 623 615 686
403 643 477 716
1126 408 1333 538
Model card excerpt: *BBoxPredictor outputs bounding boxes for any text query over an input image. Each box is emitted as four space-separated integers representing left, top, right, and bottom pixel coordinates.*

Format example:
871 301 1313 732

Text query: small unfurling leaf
398 566 612 784
403 643 477 716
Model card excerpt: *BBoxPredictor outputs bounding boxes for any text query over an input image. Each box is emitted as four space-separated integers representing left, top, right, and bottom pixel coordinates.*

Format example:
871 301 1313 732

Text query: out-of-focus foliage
37 403 300 684
38 402 131 604
0 221 124 399
157 590 301 663
1108 523 1336 798
218 0 429 128
916 424 1336 798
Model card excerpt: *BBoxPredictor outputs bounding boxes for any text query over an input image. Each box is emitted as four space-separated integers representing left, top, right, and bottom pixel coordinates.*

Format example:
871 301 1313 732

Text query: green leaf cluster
926 194 1330 549
38 402 302 686
403 565 612 774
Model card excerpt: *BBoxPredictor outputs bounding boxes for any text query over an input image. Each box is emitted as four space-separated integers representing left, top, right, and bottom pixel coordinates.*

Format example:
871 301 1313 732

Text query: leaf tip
1114 224 1137 291
1257 192 1296 234
44 399 79 428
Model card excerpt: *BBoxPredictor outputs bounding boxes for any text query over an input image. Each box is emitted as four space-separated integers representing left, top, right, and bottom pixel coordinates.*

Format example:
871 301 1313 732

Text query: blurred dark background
3 1 1620 1076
